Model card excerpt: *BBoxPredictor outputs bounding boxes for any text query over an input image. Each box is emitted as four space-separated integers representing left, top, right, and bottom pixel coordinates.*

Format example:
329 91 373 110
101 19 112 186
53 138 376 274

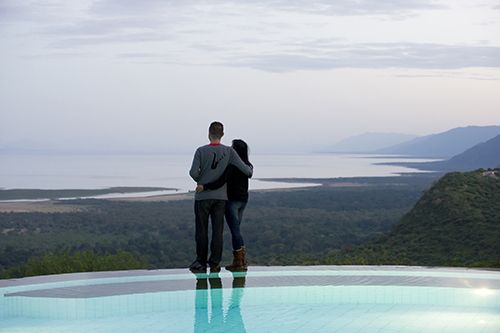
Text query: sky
1 0 500 153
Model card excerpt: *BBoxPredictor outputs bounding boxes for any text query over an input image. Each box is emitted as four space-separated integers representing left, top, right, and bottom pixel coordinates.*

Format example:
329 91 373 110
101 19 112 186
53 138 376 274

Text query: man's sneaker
189 260 207 274
209 264 221 273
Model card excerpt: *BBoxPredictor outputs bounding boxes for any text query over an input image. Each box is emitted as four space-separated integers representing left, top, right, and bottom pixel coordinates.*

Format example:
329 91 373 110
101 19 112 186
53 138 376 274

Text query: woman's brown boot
240 246 248 270
225 247 247 272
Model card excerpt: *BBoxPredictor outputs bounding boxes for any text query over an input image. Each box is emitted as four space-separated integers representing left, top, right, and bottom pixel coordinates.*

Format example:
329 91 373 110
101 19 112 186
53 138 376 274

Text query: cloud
42 17 165 36
221 43 500 72
89 0 443 17
89 0 192 16
0 1 65 23
33 2 201 48
3 0 499 74
51 32 172 48
113 42 500 72
243 0 444 16
393 71 500 81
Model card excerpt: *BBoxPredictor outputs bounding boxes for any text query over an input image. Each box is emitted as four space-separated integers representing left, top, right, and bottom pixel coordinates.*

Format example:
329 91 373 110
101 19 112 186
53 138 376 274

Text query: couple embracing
189 121 253 274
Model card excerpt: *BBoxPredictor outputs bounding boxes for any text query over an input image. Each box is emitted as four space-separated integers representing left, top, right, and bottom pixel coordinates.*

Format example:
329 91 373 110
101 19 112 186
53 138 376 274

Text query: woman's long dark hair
232 139 252 167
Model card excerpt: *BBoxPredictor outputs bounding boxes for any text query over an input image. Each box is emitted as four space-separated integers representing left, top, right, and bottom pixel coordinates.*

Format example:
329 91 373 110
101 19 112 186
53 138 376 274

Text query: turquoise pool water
1 266 499 332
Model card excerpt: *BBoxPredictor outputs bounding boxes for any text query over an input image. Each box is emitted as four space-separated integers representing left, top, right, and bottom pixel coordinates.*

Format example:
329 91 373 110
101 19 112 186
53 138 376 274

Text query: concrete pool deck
1 266 500 299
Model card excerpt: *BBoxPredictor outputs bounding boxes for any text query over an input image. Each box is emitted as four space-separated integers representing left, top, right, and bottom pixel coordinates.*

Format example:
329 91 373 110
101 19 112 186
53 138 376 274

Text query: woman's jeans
225 200 247 251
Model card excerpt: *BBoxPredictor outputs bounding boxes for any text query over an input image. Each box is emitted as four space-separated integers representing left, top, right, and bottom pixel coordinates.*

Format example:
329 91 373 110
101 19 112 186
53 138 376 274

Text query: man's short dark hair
209 121 224 139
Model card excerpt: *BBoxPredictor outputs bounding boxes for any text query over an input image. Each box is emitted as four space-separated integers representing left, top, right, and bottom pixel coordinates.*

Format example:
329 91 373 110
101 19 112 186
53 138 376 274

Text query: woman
197 139 252 272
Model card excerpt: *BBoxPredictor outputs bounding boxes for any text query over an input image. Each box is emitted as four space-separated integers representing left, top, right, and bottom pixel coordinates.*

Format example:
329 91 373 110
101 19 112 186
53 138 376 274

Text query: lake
0 153 437 199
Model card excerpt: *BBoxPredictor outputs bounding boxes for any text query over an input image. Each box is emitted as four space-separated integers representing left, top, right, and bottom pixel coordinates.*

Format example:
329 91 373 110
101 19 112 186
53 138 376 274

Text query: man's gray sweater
189 144 253 201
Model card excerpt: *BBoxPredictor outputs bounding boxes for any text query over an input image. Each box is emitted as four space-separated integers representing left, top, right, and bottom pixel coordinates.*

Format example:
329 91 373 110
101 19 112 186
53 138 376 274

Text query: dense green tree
0 251 146 278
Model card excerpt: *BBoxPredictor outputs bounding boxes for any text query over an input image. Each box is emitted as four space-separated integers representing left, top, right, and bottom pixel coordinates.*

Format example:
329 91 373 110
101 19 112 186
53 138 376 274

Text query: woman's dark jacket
204 163 252 202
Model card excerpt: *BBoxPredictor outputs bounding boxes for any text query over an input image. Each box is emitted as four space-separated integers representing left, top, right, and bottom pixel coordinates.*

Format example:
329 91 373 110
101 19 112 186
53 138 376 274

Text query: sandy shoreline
0 201 85 213
107 185 325 201
0 185 324 213
110 192 195 202
0 181 373 213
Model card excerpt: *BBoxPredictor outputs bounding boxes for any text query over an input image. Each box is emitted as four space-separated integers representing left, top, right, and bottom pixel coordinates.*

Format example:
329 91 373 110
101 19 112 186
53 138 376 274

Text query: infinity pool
1 266 499 332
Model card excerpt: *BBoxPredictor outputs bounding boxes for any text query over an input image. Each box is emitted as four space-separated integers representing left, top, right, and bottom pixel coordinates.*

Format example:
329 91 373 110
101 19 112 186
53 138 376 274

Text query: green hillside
333 169 500 267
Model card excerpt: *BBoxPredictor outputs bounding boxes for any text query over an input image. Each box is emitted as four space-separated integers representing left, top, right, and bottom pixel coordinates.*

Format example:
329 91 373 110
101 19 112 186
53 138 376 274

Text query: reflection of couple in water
189 121 253 274
194 273 247 333
189 122 251 331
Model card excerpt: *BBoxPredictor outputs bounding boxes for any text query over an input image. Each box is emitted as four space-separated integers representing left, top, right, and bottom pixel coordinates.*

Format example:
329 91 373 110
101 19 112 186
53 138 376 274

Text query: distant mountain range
326 132 417 153
425 134 500 171
385 134 500 171
329 126 500 158
328 125 500 173
376 125 500 158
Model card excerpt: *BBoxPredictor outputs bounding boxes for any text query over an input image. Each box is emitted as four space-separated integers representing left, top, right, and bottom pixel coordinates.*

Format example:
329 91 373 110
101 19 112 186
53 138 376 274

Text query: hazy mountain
327 132 417 153
377 125 500 157
385 134 500 171
433 134 500 170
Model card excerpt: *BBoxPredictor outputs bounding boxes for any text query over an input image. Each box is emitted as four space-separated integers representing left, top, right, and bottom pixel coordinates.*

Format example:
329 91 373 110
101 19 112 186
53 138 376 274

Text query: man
189 121 253 273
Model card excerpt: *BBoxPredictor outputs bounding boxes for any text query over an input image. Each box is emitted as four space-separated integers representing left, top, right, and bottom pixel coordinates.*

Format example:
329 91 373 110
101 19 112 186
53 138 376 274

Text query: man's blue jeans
225 201 247 250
